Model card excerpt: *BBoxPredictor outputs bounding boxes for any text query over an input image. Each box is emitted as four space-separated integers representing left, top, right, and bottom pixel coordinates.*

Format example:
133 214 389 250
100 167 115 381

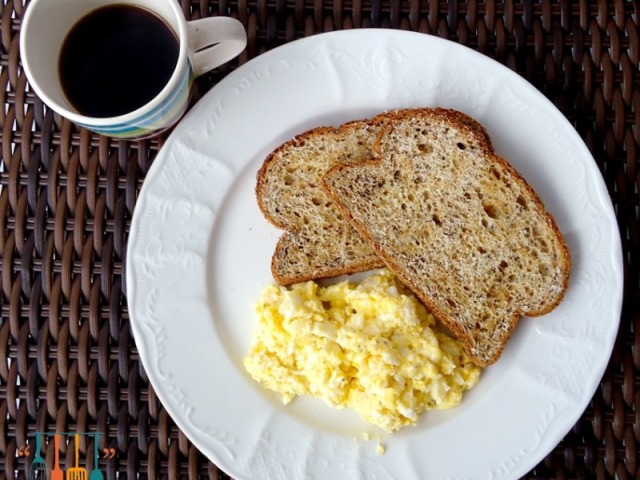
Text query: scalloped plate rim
126 29 623 480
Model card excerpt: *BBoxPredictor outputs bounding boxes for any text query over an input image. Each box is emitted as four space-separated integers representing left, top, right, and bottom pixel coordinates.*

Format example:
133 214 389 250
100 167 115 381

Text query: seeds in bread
256 109 493 285
256 121 386 285
322 108 571 366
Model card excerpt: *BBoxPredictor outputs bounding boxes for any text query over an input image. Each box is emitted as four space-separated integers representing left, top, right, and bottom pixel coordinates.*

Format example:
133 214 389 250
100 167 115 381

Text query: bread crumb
376 442 385 456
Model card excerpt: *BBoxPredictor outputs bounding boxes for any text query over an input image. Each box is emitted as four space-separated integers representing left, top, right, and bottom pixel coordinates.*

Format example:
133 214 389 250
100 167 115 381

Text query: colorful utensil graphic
66 434 88 480
89 433 104 480
29 433 48 480
51 433 64 480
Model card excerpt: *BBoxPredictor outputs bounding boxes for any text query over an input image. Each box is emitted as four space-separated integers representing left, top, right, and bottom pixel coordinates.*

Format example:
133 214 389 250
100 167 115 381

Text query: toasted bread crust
323 108 571 366
270 232 384 285
256 120 387 285
255 108 498 285
256 125 337 230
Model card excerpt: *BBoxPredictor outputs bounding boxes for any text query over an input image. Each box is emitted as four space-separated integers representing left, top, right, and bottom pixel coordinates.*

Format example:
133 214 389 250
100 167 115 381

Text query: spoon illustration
89 433 104 480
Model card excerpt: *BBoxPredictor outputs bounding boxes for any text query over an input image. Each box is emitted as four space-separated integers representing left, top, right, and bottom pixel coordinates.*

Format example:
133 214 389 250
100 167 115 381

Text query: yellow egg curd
244 269 481 432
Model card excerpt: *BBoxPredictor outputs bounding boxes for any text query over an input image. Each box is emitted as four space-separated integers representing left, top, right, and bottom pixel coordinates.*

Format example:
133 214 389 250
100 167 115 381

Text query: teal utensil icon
29 432 48 480
89 433 104 480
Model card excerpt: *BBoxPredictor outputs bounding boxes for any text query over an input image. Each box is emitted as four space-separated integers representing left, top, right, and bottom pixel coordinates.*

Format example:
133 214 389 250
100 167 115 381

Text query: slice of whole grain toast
256 118 386 285
256 109 493 286
322 108 571 366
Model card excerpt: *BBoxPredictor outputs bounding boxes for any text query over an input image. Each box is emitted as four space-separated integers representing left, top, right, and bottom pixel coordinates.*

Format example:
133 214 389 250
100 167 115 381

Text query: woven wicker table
1 1 638 479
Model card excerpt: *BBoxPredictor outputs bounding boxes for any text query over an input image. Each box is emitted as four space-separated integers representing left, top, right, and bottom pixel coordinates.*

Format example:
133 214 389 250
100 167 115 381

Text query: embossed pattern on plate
126 30 623 480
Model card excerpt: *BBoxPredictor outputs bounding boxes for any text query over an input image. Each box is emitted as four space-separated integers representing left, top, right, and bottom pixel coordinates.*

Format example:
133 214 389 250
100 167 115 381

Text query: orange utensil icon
51 434 64 480
66 434 88 480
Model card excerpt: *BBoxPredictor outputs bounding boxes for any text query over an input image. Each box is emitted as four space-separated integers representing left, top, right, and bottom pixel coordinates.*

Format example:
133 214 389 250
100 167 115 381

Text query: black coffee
59 5 180 118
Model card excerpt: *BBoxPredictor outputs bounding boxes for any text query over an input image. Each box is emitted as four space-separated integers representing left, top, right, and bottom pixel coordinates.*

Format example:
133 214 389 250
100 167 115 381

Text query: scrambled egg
244 269 481 433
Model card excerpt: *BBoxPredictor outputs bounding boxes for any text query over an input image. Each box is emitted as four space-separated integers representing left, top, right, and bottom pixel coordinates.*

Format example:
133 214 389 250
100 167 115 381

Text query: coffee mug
20 0 247 138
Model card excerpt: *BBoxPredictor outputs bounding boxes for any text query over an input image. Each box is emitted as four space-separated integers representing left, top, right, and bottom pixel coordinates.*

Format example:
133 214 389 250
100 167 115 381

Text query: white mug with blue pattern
20 0 247 139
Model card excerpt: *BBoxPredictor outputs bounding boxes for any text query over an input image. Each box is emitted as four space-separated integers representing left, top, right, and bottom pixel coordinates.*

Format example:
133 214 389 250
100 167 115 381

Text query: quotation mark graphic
17 445 32 457
102 448 116 459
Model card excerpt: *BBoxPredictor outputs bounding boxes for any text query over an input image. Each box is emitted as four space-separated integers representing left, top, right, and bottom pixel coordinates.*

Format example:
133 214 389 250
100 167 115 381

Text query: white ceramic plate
126 30 623 480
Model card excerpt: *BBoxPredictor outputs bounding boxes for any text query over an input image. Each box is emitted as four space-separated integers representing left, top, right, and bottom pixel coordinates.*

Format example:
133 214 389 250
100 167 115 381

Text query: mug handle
187 17 247 78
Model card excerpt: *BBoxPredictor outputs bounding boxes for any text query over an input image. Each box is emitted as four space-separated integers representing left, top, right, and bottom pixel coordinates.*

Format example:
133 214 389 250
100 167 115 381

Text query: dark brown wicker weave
1 1 638 479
